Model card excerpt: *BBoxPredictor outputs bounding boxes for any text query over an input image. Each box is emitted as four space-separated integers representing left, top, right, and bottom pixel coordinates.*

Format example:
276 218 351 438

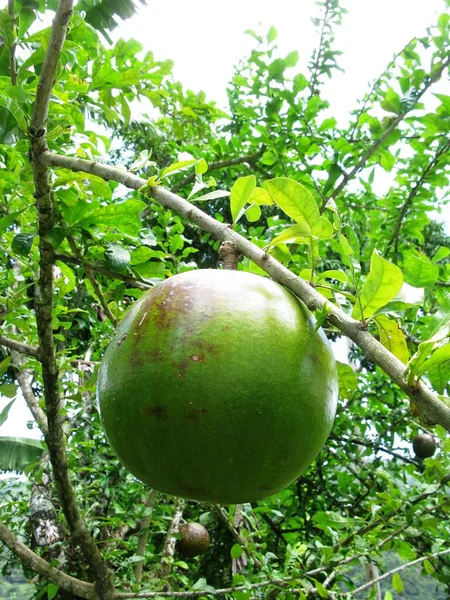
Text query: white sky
1 0 449 439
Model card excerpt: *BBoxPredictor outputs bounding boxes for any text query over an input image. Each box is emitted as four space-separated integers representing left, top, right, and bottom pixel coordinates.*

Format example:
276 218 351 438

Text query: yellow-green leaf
249 186 273 206
392 572 404 594
266 223 312 249
263 178 319 228
352 250 403 320
230 175 256 223
375 315 409 364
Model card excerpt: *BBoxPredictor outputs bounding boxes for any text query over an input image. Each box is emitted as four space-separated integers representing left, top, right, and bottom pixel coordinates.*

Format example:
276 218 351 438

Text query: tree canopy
0 1 449 599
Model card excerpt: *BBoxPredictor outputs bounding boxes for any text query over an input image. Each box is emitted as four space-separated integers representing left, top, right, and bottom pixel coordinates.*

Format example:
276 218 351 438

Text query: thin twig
159 497 185 577
7 0 18 85
213 504 263 569
331 435 419 466
325 55 450 207
39 150 450 432
352 548 450 596
386 139 450 256
11 351 49 436
309 0 331 98
67 235 118 326
54 253 152 290
134 490 159 586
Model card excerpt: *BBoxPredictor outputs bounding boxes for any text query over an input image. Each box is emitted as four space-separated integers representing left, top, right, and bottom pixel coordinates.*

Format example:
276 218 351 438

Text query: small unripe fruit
412 433 436 459
178 523 210 557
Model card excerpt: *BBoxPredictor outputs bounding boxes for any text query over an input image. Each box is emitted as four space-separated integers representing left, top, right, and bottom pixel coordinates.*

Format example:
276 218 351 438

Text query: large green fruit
97 269 338 503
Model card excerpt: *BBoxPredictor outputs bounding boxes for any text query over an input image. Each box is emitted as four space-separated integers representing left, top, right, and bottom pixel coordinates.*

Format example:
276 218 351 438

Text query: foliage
0 0 449 598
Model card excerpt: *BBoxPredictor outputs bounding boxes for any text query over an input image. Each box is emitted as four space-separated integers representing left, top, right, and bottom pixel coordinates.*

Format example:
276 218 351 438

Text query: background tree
0 0 449 599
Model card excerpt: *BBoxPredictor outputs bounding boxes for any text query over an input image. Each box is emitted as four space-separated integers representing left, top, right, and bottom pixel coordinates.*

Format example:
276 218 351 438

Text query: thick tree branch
39 150 450 432
0 335 40 358
386 139 450 256
29 2 115 598
352 548 450 596
325 55 450 206
0 523 98 600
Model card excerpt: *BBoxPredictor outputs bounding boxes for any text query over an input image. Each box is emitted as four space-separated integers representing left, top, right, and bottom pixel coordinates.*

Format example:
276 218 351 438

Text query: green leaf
248 187 273 206
285 51 299 67
267 26 277 43
231 544 243 559
266 223 312 249
423 559 435 575
161 159 201 178
105 243 131 272
0 384 17 398
403 252 439 288
381 89 401 113
263 178 320 228
244 203 261 222
416 343 450 379
337 362 358 398
375 315 409 364
312 578 328 598
55 261 76 297
384 593 393 600
392 572 404 594
190 190 231 202
0 356 12 377
317 270 348 283
11 233 35 257
0 436 44 472
83 199 146 236
47 583 59 600
0 398 15 427
352 250 403 320
0 209 27 234
230 175 256 223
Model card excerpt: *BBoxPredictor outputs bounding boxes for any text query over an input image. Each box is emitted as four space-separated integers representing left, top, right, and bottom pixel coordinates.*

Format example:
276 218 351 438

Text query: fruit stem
219 241 240 270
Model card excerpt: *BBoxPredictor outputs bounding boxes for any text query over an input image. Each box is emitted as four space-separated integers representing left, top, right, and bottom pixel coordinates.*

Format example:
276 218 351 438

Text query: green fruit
97 269 338 503
178 522 210 557
412 433 436 459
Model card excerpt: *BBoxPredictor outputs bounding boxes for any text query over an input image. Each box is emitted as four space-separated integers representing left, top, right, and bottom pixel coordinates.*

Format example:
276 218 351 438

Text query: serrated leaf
11 233 35 257
230 175 256 223
264 178 320 228
375 315 409 364
353 250 403 320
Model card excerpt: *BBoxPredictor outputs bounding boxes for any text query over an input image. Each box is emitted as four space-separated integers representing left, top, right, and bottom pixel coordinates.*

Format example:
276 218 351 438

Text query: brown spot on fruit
185 408 209 420
146 405 168 419
191 354 204 362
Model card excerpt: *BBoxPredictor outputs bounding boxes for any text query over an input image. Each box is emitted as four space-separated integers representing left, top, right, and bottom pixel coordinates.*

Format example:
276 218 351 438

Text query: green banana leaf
0 436 44 473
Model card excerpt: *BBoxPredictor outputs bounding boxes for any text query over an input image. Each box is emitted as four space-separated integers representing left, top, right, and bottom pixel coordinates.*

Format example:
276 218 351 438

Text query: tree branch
309 0 331 98
352 548 450 596
7 0 18 85
54 253 152 290
386 139 450 256
29 2 115 598
134 489 159 586
170 149 265 193
0 335 40 358
0 523 98 600
39 150 450 431
325 55 450 207
331 435 419 466
67 235 117 326
159 497 185 577
11 351 49 436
